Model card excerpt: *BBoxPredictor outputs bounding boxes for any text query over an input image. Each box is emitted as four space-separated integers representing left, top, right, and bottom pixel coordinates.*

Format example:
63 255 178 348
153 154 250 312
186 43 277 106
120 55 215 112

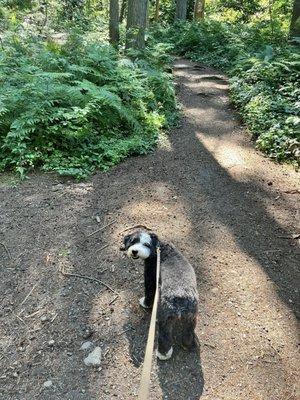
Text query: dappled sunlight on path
0 59 299 400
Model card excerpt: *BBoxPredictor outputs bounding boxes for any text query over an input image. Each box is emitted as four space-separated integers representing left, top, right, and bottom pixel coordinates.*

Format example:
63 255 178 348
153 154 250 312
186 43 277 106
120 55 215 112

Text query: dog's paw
139 297 151 309
156 347 173 361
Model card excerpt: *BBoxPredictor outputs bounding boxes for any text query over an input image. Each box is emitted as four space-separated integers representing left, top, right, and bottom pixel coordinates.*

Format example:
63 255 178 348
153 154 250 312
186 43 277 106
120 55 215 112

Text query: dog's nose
132 250 138 256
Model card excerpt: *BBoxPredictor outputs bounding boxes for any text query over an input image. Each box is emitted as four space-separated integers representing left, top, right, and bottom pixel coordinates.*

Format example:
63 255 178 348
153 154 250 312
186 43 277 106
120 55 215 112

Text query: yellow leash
138 247 161 400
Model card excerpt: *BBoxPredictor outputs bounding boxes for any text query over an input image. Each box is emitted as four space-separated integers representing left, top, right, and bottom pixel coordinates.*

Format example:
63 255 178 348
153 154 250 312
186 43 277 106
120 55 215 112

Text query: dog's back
159 242 198 317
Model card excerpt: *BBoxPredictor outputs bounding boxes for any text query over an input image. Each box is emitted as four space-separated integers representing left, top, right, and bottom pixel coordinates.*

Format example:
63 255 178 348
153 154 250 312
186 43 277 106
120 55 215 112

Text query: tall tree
290 0 300 37
109 0 119 46
194 0 205 20
175 0 188 20
119 0 127 22
155 0 160 22
126 0 148 49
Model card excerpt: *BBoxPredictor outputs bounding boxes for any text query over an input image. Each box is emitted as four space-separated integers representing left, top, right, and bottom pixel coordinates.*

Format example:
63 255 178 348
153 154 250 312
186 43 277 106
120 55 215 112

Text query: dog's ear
150 233 159 248
120 234 130 251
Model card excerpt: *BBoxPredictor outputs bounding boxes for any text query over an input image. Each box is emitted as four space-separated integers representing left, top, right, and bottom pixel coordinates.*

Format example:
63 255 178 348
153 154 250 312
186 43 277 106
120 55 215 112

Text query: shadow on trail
90 60 299 398
124 310 204 400
182 135 299 313
156 345 204 400
165 61 300 318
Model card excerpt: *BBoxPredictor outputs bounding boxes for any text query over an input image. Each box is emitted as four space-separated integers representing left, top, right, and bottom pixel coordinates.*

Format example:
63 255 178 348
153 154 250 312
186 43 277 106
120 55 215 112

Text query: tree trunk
290 0 300 37
155 0 160 22
126 0 148 50
194 0 205 20
175 0 188 21
146 0 150 28
120 0 127 23
109 0 120 46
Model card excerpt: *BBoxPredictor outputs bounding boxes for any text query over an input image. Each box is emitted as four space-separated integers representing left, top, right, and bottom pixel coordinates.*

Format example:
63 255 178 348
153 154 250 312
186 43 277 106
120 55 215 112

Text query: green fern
0 31 177 179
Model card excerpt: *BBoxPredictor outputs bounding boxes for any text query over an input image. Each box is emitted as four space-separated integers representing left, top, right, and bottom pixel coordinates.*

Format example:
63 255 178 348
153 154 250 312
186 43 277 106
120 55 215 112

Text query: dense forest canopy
0 0 299 179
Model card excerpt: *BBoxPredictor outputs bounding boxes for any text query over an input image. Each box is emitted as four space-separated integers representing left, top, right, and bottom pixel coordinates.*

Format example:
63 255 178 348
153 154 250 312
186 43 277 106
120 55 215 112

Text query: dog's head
120 230 158 260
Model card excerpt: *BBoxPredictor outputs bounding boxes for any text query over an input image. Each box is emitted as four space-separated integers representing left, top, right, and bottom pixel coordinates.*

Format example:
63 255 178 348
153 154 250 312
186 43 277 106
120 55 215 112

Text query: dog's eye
131 238 139 245
143 243 151 248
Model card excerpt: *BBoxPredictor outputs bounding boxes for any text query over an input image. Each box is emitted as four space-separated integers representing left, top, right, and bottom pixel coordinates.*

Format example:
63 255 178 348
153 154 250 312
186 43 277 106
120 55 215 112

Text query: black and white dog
120 230 199 360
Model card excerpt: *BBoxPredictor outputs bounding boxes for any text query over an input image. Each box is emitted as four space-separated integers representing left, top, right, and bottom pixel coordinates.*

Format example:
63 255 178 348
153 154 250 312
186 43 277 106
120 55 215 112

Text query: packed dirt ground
0 59 299 400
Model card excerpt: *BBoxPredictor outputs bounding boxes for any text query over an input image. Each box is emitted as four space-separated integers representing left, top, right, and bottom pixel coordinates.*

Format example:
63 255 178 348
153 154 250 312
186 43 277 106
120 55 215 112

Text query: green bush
0 32 176 179
231 49 300 162
171 20 247 70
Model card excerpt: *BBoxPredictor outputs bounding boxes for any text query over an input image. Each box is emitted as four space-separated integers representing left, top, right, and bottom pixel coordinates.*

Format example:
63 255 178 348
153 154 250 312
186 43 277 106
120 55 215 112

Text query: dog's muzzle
127 243 151 260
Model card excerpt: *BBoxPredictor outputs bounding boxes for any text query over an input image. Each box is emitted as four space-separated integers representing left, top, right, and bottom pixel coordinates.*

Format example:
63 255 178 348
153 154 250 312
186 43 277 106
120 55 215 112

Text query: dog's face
120 230 158 260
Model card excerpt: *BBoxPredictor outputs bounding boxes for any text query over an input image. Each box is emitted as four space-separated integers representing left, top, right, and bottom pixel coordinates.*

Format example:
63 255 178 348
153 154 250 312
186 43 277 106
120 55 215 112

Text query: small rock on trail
84 347 102 366
43 380 53 388
81 341 93 351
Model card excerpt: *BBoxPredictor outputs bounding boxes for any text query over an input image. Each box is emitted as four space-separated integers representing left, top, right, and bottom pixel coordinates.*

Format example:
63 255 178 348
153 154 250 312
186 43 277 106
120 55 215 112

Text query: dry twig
51 313 58 323
109 295 119 306
103 348 110 358
284 189 299 194
118 224 153 235
0 242 11 259
25 309 43 319
96 244 109 253
14 313 26 325
20 284 37 306
203 342 216 349
60 265 118 294
87 220 116 237
116 327 132 336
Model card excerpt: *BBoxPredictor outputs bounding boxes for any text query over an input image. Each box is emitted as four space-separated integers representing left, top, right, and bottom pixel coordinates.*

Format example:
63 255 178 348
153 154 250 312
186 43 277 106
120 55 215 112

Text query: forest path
0 59 299 400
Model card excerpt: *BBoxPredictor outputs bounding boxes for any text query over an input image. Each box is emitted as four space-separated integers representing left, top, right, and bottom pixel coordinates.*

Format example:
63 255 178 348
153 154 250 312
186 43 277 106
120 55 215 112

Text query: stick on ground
96 244 109 253
118 224 153 235
60 266 118 294
20 284 37 306
87 220 116 237
0 242 11 259
109 295 119 306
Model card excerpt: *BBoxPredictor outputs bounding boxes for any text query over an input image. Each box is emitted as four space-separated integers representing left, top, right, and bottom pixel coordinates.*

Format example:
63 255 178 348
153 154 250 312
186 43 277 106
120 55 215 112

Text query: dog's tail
162 296 198 319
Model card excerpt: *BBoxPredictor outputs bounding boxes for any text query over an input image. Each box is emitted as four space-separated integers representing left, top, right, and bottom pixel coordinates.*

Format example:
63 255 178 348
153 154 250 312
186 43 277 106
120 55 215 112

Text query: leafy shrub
231 49 300 163
0 32 176 179
152 20 288 70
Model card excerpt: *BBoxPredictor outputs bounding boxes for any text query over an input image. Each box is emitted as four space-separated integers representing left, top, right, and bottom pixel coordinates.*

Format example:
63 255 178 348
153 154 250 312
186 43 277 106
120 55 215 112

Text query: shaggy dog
120 230 199 360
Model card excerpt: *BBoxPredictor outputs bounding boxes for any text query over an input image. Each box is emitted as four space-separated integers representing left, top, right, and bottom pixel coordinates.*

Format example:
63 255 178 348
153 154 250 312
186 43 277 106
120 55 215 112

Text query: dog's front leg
140 263 156 309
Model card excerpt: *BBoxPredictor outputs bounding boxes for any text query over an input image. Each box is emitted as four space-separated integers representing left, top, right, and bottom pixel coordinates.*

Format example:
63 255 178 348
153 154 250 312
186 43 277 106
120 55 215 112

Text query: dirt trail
0 59 299 400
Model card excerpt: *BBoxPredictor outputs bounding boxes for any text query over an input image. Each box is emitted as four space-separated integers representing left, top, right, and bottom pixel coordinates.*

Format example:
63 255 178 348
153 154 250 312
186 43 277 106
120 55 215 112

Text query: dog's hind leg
181 314 197 350
156 316 175 361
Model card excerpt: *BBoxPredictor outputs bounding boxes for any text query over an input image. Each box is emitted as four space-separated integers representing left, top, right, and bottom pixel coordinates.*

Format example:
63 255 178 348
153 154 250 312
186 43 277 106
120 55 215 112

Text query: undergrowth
150 20 300 166
0 31 176 179
1 17 299 178
231 48 300 163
